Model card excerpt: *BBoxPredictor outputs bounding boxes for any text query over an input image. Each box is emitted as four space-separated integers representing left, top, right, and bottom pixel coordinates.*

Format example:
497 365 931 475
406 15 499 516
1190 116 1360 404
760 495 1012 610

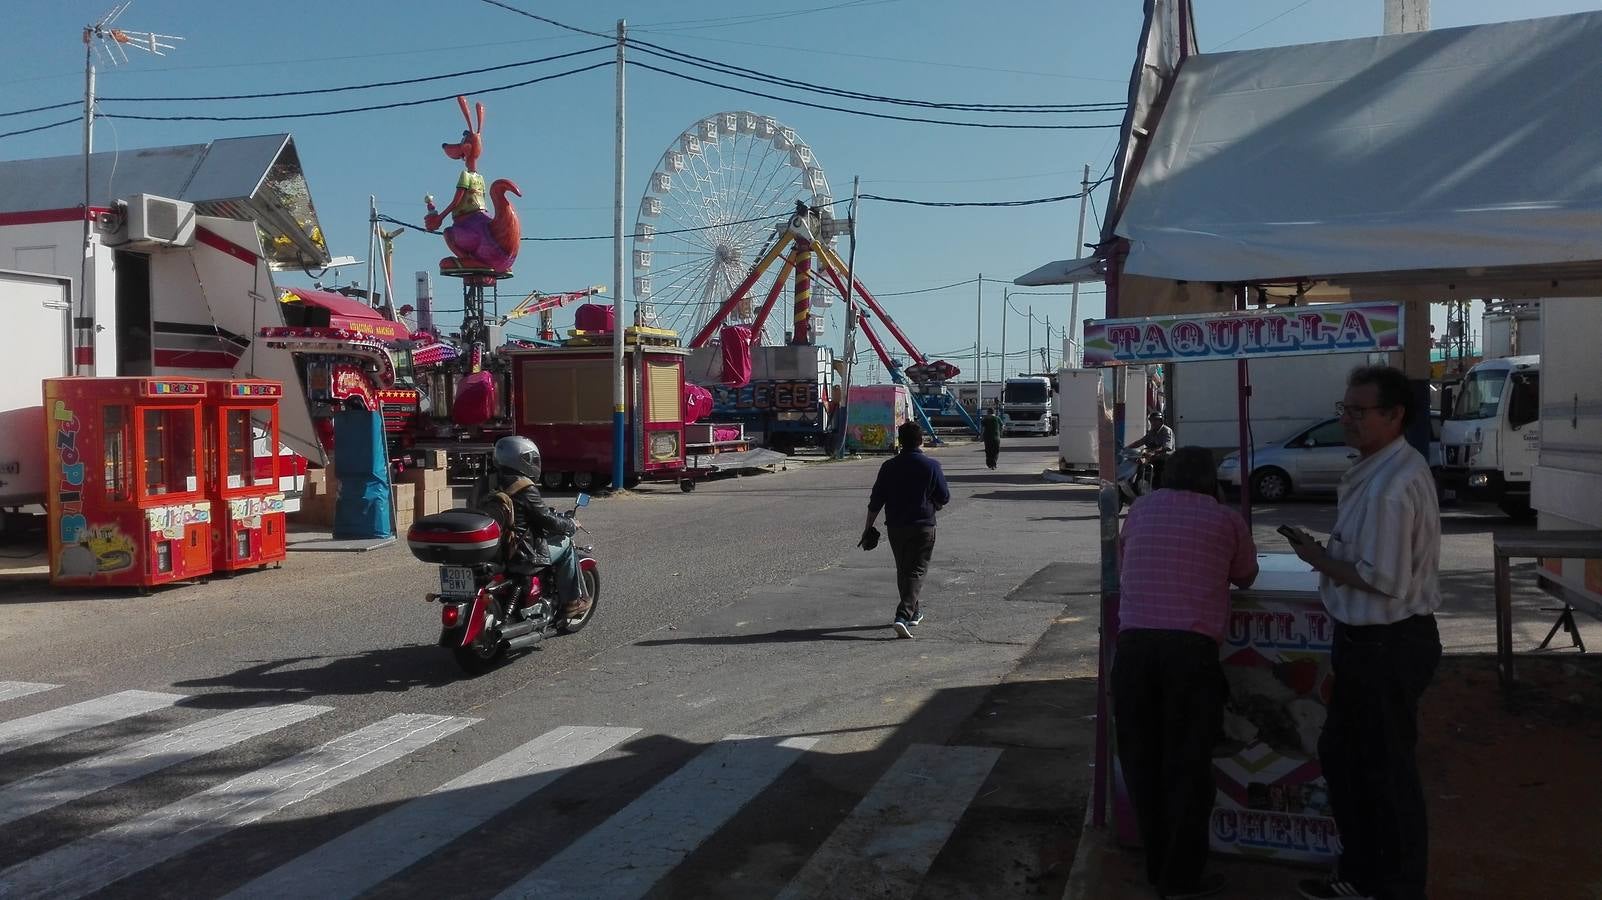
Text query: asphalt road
0 436 1101 900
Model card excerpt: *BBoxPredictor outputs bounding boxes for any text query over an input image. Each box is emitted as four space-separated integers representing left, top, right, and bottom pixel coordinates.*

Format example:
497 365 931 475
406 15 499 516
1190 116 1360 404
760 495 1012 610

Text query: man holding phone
1284 366 1442 900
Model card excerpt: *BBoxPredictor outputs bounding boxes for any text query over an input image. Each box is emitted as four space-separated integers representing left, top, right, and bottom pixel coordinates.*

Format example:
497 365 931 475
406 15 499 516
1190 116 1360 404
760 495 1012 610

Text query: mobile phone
1276 525 1306 544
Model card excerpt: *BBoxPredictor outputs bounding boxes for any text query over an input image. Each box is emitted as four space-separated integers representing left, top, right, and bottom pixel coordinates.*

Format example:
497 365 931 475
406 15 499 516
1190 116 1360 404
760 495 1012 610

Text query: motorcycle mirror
576 493 591 508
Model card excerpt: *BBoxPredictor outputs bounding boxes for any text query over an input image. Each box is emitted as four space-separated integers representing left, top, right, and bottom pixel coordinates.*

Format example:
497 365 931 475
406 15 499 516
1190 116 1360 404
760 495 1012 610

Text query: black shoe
892 620 913 639
1297 877 1375 899
908 612 925 626
1162 873 1227 899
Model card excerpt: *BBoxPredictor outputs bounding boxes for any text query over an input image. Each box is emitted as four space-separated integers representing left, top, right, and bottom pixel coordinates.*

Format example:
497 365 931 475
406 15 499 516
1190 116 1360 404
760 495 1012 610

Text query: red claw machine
205 379 289 572
44 377 214 589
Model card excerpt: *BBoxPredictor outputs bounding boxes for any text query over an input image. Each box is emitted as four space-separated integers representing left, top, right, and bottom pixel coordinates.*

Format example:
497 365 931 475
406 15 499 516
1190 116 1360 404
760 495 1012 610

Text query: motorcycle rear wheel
558 568 600 634
453 633 507 675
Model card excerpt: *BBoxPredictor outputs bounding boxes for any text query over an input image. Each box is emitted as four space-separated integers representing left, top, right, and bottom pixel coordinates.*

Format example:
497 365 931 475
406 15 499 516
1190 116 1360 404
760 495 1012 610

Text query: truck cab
1439 355 1540 517
1001 376 1056 436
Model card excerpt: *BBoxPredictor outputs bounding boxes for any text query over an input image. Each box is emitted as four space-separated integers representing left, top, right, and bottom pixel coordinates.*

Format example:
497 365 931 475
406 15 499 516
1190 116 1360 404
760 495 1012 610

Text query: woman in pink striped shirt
1114 446 1259 900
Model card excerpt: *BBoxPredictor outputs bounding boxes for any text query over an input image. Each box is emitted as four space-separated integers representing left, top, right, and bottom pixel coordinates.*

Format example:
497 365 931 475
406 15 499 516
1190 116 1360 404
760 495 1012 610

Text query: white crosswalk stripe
777 743 1002 900
493 734 819 900
0 687 1015 900
0 690 184 757
0 703 333 828
223 724 640 900
0 682 59 704
0 712 477 900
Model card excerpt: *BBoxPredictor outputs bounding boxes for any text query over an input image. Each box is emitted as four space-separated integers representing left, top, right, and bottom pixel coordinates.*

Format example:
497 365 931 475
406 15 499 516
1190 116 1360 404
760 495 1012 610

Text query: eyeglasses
1335 402 1389 419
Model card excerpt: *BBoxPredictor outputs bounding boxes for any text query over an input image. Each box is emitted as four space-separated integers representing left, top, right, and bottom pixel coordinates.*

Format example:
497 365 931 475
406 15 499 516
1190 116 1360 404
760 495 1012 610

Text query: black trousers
983 438 1000 469
1111 628 1227 893
1321 614 1441 900
886 525 936 622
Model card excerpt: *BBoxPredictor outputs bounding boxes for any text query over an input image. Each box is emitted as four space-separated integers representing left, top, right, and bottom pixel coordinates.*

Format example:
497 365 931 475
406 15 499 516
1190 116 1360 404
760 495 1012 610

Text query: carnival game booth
44 377 213 589
204 379 288 572
1017 3 1602 866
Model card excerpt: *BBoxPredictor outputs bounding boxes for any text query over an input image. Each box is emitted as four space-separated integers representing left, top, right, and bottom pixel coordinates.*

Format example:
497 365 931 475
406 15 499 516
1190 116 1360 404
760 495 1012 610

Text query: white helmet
492 435 541 480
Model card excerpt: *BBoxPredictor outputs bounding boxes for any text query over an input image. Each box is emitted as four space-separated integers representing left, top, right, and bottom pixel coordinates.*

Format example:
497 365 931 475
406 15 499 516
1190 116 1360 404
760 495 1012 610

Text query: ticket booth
44 377 214 589
205 379 288 571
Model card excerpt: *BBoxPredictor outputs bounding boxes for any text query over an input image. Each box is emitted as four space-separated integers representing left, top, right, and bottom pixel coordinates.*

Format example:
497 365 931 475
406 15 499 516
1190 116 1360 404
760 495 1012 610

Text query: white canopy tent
1022 8 1602 313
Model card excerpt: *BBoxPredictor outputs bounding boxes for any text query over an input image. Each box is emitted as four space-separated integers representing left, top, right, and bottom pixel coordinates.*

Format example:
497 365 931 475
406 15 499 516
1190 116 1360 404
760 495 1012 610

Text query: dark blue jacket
869 448 951 527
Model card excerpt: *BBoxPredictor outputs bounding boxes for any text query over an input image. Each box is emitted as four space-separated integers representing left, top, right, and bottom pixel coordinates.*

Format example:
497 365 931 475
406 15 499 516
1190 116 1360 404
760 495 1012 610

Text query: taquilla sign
1082 303 1403 366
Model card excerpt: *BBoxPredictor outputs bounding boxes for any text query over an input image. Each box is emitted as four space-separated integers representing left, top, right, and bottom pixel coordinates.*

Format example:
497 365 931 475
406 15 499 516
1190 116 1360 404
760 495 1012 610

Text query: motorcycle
1116 448 1158 507
406 493 599 675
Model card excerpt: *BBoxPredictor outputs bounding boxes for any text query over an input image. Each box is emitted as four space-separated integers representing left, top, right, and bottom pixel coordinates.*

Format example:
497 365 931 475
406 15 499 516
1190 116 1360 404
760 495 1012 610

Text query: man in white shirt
1285 365 1442 900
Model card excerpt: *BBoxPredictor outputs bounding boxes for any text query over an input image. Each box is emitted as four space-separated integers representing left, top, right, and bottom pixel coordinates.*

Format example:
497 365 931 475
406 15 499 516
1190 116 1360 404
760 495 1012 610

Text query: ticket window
141 408 199 498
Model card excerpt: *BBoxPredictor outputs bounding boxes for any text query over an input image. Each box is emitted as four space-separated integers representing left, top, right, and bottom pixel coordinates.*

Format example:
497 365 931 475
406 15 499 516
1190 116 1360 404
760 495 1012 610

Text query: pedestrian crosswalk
0 686 1006 899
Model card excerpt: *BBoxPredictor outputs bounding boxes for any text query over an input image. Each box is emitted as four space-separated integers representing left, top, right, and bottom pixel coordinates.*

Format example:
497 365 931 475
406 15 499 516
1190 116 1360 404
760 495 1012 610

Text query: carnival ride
632 112 838 348
632 112 975 443
680 202 979 442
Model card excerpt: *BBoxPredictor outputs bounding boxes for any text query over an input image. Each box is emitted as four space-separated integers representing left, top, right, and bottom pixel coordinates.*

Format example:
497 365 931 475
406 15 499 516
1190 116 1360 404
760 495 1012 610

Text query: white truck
1438 355 1541 518
1001 375 1056 436
1530 298 1602 611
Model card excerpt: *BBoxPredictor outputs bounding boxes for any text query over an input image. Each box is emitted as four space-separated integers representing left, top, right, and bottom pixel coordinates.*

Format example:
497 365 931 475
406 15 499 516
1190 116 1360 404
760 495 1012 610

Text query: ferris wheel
631 111 836 346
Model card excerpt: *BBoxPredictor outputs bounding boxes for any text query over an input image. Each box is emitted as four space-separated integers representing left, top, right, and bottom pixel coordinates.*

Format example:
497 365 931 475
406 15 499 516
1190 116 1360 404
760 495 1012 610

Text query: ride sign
1082 302 1403 367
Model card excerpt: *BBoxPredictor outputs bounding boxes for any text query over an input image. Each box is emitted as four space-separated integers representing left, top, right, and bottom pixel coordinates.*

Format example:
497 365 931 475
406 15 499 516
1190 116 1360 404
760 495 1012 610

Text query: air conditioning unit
124 194 196 247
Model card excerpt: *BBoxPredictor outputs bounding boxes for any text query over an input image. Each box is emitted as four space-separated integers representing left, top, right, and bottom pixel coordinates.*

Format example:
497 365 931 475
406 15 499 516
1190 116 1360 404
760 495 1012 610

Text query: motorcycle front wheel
453 632 507 675
558 567 600 635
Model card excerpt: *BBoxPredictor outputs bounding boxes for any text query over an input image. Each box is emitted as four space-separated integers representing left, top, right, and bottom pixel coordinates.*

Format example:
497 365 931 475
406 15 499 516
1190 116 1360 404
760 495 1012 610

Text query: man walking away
981 407 1003 469
1114 446 1258 900
1285 365 1442 900
865 422 951 639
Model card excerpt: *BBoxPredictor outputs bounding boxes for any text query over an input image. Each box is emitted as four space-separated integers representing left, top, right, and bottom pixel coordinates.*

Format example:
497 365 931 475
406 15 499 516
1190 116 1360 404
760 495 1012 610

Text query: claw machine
205 379 288 571
44 377 213 589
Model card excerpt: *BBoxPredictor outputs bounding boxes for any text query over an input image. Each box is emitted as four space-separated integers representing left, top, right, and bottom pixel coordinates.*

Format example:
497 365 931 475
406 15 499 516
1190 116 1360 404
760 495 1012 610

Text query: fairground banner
1082 302 1402 366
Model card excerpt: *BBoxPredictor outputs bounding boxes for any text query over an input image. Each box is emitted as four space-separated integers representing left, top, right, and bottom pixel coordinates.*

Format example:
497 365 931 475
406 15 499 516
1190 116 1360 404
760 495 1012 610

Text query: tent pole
1236 285 1253 530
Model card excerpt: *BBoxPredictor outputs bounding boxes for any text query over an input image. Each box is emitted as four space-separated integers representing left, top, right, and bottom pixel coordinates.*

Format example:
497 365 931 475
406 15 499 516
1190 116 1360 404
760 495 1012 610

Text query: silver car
1217 415 1442 502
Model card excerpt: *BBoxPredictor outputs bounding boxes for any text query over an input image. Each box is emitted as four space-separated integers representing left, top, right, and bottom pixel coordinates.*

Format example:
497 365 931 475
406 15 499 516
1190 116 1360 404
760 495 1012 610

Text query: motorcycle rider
1127 411 1176 489
478 436 591 620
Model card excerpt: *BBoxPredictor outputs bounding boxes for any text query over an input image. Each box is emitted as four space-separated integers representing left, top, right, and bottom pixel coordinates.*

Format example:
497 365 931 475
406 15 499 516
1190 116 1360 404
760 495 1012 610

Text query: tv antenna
75 4 182 373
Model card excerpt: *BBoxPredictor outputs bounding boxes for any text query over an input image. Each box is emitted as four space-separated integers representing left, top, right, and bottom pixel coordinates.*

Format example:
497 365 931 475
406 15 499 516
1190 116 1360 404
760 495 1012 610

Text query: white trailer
0 136 337 521
0 270 72 515
1530 298 1602 611
1171 353 1381 451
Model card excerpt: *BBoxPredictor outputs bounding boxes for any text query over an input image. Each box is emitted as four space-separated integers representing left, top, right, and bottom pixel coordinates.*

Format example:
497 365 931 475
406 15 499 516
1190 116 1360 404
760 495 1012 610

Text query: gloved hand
857 525 881 551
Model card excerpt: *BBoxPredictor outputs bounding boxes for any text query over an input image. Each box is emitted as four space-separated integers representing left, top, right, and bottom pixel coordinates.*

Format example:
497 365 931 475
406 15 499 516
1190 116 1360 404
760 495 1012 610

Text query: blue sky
3 1 1595 380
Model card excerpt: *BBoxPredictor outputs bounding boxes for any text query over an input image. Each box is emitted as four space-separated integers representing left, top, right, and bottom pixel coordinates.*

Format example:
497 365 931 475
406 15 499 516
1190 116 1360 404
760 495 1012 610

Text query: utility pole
1027 305 1033 372
975 274 983 409
1000 287 1008 385
1044 314 1052 370
1068 162 1090 367
366 196 379 310
834 176 861 460
611 18 627 490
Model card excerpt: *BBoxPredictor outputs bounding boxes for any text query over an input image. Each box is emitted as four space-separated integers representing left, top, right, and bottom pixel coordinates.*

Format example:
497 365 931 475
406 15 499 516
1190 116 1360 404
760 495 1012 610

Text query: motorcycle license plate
439 566 476 598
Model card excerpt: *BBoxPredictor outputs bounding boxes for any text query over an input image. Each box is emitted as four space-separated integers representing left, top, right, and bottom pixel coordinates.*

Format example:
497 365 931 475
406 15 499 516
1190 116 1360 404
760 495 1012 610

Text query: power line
861 177 1110 207
100 46 611 102
0 117 78 140
876 277 980 297
97 60 613 122
630 61 1120 130
1211 0 1320 51
377 207 792 242
633 0 906 32
625 39 1124 113
0 100 79 120
475 0 612 39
